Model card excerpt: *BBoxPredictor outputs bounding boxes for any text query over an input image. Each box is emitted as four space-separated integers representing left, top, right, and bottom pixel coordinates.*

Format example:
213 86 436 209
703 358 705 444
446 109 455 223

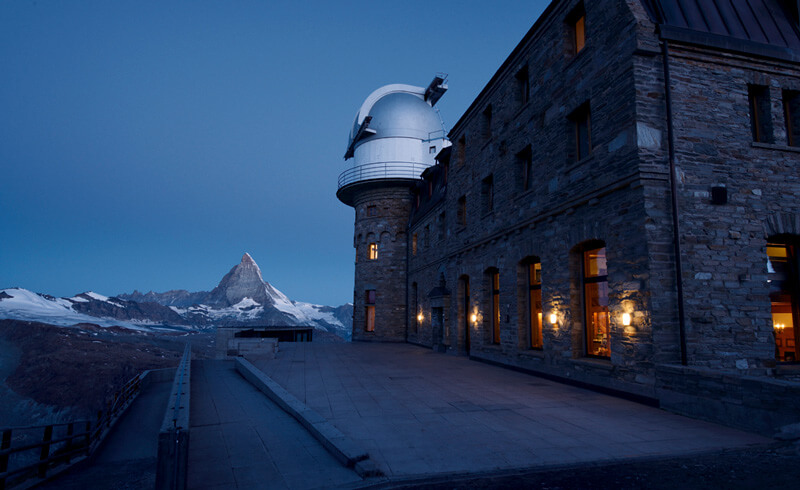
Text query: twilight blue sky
0 0 549 306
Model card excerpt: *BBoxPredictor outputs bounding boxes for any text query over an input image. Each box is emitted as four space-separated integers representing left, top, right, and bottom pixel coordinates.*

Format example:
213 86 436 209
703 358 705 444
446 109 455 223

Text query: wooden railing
0 372 143 490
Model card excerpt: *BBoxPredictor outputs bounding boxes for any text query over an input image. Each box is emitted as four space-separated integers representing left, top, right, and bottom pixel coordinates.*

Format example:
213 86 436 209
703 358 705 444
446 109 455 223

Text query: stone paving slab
188 359 362 490
250 343 770 480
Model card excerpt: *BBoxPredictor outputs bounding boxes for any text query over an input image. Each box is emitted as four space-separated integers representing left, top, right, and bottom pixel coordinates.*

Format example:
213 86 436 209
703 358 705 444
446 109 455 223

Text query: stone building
336 0 800 434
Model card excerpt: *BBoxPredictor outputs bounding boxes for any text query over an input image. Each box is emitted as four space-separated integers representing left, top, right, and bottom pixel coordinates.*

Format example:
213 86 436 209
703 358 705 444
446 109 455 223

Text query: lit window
412 233 418 255
481 175 494 215
516 65 530 106
570 103 592 161
457 195 467 226
749 85 773 143
574 15 585 53
368 243 378 260
365 289 376 332
783 90 800 147
583 245 609 358
767 240 799 362
528 261 542 349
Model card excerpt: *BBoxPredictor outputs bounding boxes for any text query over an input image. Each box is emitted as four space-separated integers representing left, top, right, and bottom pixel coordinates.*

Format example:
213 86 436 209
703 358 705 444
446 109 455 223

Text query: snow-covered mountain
0 253 353 339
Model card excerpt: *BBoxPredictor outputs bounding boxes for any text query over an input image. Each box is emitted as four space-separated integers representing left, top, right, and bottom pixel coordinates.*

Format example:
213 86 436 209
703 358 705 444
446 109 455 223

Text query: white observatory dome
337 77 450 205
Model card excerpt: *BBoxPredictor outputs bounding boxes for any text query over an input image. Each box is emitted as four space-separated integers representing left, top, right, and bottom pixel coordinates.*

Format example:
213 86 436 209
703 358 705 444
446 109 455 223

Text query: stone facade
351 186 412 342
342 0 800 434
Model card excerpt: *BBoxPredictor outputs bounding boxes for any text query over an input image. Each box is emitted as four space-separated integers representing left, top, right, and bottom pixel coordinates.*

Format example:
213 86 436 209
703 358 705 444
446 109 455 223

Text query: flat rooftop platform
248 342 769 482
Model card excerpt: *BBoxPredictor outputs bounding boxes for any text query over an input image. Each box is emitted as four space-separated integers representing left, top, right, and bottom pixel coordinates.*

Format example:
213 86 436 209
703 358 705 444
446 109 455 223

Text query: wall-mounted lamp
622 313 631 326
417 312 424 323
549 313 558 325
774 322 786 332
470 313 478 324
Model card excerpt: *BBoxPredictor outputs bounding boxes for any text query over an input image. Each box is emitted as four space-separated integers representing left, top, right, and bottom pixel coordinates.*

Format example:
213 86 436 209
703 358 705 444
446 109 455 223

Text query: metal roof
643 0 800 60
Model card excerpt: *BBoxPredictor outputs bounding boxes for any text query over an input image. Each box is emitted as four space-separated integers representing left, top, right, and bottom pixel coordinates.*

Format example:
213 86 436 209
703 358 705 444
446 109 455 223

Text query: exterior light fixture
549 313 558 325
774 322 786 331
470 313 478 324
417 312 424 323
622 313 631 326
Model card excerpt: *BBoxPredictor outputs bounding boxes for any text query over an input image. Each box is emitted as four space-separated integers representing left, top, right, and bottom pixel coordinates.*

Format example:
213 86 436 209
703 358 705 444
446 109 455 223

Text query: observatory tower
337 76 449 341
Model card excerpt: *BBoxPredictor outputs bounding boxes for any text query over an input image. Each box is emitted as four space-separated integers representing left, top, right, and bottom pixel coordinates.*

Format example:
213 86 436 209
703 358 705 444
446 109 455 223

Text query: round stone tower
337 76 449 342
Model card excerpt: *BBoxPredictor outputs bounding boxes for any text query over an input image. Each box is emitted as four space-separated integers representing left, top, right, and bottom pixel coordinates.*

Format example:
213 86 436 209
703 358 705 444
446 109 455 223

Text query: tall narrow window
517 145 533 192
481 175 494 215
567 3 586 54
483 105 493 141
783 90 800 147
570 103 592 161
583 245 609 358
457 136 466 166
767 239 800 362
368 242 378 260
749 85 773 143
412 233 418 255
489 269 501 345
365 289 376 332
424 225 430 248
528 262 543 349
457 195 467 226
412 282 419 334
367 205 377 217
516 65 530 106
574 14 585 53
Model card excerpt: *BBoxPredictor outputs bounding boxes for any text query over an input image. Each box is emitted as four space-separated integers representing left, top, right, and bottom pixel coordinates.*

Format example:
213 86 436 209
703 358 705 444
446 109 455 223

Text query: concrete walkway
38 377 173 489
188 360 362 490
250 343 770 480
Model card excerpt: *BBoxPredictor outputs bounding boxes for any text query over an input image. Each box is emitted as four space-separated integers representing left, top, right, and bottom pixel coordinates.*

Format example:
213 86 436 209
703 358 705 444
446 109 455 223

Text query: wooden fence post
38 425 53 478
1 428 12 490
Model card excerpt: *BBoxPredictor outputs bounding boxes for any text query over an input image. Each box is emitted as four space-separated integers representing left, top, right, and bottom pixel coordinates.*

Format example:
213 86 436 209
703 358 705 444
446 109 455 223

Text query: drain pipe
662 39 688 366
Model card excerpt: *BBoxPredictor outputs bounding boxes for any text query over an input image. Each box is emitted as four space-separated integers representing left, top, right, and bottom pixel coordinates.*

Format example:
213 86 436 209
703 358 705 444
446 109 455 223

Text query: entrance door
768 240 800 362
462 277 470 354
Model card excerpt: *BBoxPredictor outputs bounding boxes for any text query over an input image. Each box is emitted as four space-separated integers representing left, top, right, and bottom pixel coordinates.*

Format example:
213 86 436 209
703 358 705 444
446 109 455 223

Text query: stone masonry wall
665 43 800 370
352 185 412 342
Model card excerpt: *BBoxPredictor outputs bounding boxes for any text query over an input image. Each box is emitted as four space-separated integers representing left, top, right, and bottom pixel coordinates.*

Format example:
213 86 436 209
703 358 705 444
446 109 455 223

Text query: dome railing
338 161 430 189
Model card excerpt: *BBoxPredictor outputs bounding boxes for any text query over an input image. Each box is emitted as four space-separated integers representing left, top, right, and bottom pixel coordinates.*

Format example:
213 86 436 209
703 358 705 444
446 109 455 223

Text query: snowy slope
0 288 153 330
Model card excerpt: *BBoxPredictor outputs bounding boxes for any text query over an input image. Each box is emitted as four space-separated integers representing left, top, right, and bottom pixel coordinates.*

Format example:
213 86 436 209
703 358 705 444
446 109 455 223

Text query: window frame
749 84 773 143
488 268 501 345
528 261 543 349
365 289 376 332
569 102 592 162
582 244 610 359
368 242 378 260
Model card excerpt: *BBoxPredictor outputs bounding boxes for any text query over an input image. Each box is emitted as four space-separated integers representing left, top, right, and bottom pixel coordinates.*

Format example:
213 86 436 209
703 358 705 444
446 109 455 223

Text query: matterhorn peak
204 253 271 307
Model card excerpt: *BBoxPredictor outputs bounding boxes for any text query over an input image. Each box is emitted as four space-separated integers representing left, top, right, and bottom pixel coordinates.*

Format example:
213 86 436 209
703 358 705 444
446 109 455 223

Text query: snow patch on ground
84 291 110 302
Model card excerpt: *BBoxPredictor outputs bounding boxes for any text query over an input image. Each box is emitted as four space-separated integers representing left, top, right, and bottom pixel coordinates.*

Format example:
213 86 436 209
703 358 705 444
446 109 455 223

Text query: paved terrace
249 342 769 481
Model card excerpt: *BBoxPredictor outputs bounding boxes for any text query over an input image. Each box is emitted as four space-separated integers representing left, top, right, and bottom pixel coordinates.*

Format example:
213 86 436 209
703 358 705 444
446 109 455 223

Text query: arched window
768 236 800 362
459 275 471 354
411 282 419 334
582 242 609 358
486 268 501 345
368 243 378 260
